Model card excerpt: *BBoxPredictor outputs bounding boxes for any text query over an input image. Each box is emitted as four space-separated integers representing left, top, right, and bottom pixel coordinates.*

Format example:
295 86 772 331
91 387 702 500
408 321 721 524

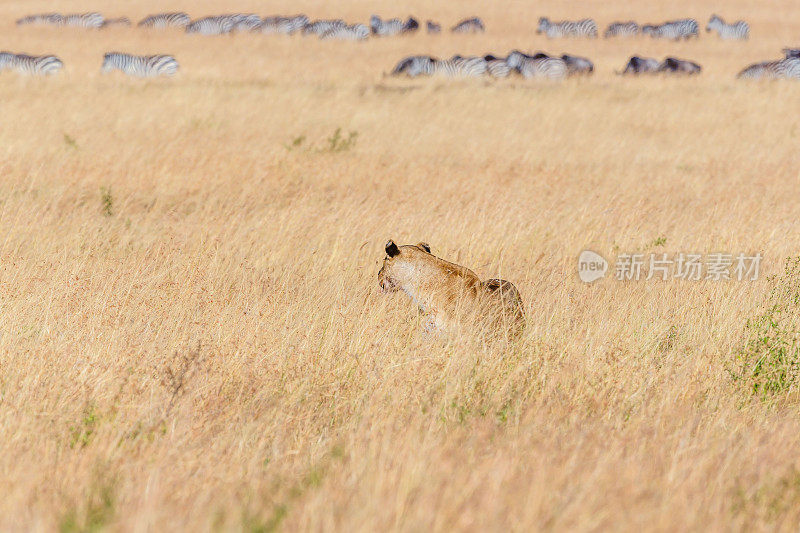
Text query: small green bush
735 257 800 399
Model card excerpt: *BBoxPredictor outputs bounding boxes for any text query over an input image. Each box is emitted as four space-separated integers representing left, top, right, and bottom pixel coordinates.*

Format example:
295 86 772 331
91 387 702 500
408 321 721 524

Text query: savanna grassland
2 0 800 530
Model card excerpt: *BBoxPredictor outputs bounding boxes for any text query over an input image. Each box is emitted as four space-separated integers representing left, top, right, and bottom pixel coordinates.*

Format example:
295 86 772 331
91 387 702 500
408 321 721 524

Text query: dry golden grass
2 0 800 530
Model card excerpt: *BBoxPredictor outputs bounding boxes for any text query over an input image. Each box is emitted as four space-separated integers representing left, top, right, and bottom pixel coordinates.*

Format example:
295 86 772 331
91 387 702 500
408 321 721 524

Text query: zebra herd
15 11 484 40
0 51 178 77
180 13 485 39
606 16 746 40
535 16 744 40
543 16 747 40
391 52 709 79
15 12 114 29
7 9 800 81
570 16 749 40
392 51 593 80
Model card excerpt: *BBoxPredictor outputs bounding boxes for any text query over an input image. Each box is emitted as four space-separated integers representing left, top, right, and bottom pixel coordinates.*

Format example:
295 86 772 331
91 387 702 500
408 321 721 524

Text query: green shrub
735 257 800 399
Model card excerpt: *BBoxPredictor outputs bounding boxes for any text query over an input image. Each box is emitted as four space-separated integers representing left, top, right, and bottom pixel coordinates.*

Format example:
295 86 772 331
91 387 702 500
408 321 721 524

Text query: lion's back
481 278 526 336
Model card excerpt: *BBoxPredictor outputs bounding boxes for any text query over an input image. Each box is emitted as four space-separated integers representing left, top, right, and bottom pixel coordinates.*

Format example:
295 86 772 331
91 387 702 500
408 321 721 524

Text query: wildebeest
618 56 661 74
561 54 594 75
658 57 702 74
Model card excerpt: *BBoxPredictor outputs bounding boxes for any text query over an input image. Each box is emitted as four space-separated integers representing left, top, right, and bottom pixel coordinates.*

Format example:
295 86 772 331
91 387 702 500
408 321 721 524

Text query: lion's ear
385 240 400 257
417 242 431 253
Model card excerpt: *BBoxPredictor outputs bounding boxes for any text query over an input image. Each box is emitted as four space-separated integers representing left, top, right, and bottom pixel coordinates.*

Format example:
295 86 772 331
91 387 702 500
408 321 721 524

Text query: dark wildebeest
658 57 702 74
618 56 660 74
561 54 594 75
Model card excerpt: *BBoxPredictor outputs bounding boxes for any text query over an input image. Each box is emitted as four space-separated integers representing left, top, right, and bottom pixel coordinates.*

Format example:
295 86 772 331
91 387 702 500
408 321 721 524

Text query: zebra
618 56 661 75
451 17 484 33
484 55 513 78
63 13 105 28
391 55 436 77
431 56 488 77
319 23 369 40
395 55 487 77
137 13 190 28
706 15 749 40
537 17 598 38
16 13 63 26
665 18 700 39
260 15 309 34
506 50 568 79
561 54 594 75
657 57 702 74
101 52 179 77
370 15 418 36
186 16 235 35
302 20 346 36
0 52 16 72
643 19 699 40
784 48 800 59
426 21 441 34
604 21 639 37
737 58 800 80
9 54 63 75
101 17 131 28
229 14 262 33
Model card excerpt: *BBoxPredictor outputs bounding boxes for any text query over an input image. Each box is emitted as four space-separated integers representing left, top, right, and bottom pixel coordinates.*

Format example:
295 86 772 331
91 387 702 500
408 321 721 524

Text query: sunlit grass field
2 0 800 530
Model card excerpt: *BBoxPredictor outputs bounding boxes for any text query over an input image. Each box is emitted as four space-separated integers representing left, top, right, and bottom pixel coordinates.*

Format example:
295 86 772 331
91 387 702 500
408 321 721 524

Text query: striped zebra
785 49 800 59
483 55 513 78
0 52 15 72
658 57 701 74
63 12 104 29
260 15 309 34
706 15 749 40
391 55 435 77
604 21 639 37
229 14 262 33
431 56 488 77
537 17 598 38
737 58 800 80
561 54 594 75
643 19 699 40
137 13 190 28
186 16 234 35
101 53 179 77
319 23 369 40
451 17 484 33
101 17 131 28
667 18 700 39
393 55 487 77
302 20 346 36
618 56 661 75
427 21 441 34
8 54 63 75
16 13 63 26
506 50 568 79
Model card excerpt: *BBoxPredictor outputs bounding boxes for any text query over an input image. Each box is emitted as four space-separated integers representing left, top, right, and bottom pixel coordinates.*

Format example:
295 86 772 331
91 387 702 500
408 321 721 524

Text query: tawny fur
378 241 525 338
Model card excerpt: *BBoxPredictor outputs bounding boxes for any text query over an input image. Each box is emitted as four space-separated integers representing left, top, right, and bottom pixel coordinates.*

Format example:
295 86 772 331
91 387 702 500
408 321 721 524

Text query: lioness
378 240 525 338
